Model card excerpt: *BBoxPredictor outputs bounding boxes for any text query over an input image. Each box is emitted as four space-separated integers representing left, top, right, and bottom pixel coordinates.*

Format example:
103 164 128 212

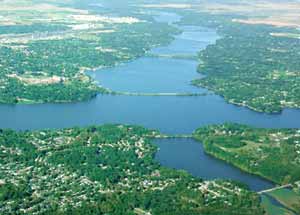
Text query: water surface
1 11 300 193
2 95 300 133
91 24 218 93
153 138 274 191
89 58 204 93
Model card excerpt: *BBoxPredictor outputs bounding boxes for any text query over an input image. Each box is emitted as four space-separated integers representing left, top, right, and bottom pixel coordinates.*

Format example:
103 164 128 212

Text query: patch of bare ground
141 4 192 9
7 74 65 85
141 1 300 28
198 0 300 28
270 32 300 39
232 18 300 28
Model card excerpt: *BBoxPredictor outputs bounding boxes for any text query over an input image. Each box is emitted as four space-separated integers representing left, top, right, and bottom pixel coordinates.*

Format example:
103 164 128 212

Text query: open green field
268 188 300 213
261 195 295 215
194 123 300 185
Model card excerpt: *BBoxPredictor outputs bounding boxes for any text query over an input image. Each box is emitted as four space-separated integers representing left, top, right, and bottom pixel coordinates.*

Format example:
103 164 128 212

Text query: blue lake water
1 95 300 133
88 58 205 93
151 26 220 56
153 138 274 191
89 24 218 93
1 11 300 191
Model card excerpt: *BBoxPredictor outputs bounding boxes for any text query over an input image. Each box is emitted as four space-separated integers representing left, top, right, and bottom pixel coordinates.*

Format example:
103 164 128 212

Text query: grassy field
194 124 300 185
261 195 295 215
268 188 300 213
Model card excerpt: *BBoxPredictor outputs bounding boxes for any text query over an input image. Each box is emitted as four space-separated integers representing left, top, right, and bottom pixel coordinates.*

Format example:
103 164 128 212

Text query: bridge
161 135 193 138
258 184 292 194
145 53 198 60
114 92 210 97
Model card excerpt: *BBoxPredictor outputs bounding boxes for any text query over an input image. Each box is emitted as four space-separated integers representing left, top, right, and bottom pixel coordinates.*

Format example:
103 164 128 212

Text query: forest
0 5 178 104
0 125 263 215
180 11 300 113
194 123 300 185
0 24 70 35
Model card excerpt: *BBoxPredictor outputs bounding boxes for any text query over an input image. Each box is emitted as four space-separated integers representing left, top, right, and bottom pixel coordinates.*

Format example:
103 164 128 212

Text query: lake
1 11 300 192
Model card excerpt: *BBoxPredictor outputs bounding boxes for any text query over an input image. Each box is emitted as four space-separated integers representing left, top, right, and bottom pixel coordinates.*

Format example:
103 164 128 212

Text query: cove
153 138 274 191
